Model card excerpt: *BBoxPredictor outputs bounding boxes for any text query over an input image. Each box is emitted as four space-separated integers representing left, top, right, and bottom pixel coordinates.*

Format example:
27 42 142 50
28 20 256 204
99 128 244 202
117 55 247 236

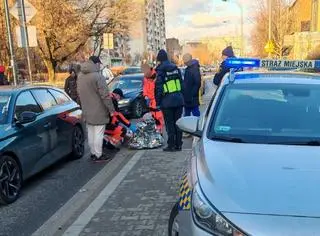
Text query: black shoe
91 154 111 162
175 146 182 151
163 146 175 152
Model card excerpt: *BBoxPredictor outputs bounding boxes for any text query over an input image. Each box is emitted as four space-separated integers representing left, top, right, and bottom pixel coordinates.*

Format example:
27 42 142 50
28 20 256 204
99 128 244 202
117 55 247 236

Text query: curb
32 149 140 236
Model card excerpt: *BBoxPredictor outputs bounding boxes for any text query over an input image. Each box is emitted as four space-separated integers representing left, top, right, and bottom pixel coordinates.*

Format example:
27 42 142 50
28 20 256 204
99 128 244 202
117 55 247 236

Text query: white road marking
148 148 192 152
62 150 145 236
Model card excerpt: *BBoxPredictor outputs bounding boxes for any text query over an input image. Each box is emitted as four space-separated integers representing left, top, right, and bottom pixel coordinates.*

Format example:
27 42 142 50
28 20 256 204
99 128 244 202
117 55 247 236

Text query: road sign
264 40 275 53
16 26 37 47
103 33 114 50
10 0 37 23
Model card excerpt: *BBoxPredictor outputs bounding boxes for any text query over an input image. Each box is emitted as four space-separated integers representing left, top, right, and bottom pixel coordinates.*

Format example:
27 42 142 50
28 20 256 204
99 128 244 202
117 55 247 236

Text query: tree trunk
44 59 56 83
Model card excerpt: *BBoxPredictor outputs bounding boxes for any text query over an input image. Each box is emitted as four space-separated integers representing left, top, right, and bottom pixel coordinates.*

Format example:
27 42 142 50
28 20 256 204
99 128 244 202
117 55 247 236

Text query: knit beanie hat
222 46 235 57
156 49 168 62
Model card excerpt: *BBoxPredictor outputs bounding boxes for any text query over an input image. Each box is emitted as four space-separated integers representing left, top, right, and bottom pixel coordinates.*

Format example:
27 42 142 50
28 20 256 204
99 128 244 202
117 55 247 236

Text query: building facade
181 41 211 65
311 0 320 31
145 0 166 54
284 0 320 59
166 38 181 62
129 0 166 65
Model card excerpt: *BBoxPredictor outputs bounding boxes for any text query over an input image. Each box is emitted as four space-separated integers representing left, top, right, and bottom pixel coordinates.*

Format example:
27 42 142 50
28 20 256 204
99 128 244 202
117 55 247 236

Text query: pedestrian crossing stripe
178 173 192 211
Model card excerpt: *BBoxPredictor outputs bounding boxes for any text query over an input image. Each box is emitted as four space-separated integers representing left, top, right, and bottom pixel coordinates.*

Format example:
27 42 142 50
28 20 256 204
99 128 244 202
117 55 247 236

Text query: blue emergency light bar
225 58 260 68
225 58 320 70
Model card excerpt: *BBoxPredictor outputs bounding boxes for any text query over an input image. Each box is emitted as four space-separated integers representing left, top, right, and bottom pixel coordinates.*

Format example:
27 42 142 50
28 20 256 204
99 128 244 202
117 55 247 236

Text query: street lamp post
268 0 272 58
4 0 18 86
222 0 244 56
240 3 244 56
19 0 33 83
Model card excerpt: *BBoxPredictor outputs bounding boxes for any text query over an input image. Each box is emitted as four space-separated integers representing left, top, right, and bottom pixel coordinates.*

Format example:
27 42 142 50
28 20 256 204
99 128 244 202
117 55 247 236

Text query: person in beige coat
77 56 115 161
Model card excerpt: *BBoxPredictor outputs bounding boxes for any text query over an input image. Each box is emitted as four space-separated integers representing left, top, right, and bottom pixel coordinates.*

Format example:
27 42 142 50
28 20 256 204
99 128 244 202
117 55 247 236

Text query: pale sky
164 0 256 42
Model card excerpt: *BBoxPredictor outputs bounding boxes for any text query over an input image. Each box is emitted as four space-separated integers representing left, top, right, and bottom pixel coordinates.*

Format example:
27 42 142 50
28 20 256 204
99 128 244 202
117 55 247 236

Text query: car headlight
118 98 131 105
192 184 245 236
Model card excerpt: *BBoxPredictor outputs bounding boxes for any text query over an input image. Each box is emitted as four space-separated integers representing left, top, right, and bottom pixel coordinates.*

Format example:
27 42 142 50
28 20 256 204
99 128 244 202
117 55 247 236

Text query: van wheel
168 202 179 236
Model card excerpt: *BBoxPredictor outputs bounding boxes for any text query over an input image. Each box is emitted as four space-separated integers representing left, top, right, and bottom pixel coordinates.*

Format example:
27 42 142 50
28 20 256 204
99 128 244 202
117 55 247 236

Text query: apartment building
166 38 182 62
284 0 320 59
129 0 166 64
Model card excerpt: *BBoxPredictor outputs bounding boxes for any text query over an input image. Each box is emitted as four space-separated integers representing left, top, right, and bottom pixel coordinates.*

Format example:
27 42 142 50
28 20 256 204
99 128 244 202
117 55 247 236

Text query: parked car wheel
132 99 144 118
0 155 22 205
168 202 179 236
71 126 85 159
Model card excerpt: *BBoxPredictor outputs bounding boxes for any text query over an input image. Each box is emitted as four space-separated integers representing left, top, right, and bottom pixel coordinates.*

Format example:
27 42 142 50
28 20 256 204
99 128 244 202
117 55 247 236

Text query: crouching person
104 88 136 149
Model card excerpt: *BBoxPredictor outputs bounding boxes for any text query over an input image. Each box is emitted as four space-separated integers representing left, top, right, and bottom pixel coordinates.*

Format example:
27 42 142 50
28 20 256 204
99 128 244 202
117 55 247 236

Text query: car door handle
44 122 51 129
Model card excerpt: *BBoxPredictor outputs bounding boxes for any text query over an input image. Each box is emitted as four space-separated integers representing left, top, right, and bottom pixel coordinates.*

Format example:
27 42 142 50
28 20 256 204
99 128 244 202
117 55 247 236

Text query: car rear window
123 68 142 74
32 89 57 110
209 83 320 144
49 89 70 105
109 76 143 90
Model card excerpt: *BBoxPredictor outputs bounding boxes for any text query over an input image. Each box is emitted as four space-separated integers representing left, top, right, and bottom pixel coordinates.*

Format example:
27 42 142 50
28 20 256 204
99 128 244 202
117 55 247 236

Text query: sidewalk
64 149 191 236
61 85 216 236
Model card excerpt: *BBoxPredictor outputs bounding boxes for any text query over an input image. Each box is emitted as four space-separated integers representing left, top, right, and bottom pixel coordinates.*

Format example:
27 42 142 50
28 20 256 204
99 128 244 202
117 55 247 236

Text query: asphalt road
0 120 194 236
0 147 116 236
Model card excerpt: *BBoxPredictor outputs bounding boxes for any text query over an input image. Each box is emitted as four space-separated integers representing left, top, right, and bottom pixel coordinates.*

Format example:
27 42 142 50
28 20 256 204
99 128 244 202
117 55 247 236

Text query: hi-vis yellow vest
163 69 182 94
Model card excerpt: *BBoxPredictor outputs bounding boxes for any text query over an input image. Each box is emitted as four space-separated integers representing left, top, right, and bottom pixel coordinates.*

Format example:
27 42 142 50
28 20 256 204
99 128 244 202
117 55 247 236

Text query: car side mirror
176 116 202 138
18 111 37 124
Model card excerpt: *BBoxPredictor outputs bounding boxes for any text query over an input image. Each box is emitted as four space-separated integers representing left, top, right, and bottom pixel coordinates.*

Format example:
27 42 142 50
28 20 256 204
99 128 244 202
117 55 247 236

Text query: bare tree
29 0 137 82
251 0 295 58
91 0 138 56
0 2 11 66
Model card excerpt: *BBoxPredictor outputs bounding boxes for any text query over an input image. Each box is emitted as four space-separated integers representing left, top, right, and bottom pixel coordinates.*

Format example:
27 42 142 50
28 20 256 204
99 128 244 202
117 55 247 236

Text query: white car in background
102 67 114 84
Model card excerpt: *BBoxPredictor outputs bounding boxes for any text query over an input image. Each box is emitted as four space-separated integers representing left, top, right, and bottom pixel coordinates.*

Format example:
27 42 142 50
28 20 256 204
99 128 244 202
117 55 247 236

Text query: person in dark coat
0 66 9 86
213 46 236 86
64 64 81 105
155 49 184 152
182 53 201 117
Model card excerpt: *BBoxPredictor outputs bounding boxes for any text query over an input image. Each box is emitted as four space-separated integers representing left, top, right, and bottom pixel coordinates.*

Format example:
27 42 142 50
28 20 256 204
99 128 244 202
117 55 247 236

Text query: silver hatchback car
169 59 320 236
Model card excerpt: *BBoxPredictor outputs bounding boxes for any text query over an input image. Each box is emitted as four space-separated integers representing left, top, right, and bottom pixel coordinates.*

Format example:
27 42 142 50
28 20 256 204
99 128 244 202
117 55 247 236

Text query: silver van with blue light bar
169 58 320 236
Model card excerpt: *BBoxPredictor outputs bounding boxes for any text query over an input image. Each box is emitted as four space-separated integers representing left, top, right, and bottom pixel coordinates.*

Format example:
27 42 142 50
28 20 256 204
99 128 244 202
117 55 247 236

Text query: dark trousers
184 106 200 117
163 106 183 148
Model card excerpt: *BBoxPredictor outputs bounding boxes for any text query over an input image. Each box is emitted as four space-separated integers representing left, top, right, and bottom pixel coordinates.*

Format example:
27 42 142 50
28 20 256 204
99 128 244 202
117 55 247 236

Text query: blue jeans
184 106 200 117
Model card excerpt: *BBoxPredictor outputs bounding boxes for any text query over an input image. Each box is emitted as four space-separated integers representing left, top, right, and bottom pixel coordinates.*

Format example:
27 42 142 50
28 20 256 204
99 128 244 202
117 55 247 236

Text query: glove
129 124 137 132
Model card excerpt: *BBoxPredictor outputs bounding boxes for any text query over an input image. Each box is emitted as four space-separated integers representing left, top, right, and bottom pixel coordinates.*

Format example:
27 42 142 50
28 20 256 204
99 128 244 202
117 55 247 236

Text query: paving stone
79 149 190 236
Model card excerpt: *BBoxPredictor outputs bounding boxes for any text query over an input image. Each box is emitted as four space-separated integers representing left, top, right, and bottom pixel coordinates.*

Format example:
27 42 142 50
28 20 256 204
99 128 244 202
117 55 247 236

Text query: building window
301 21 311 31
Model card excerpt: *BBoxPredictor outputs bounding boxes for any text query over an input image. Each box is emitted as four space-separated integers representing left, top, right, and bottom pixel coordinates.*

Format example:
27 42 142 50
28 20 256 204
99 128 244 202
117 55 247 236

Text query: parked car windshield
209 83 320 144
0 95 11 124
109 75 143 91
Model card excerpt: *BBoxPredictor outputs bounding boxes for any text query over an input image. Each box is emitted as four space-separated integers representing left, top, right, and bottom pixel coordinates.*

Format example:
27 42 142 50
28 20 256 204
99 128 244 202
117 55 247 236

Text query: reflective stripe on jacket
163 69 182 94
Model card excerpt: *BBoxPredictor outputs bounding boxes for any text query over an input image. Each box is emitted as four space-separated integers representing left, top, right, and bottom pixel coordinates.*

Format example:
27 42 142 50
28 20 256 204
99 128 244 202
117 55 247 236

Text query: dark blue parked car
0 86 85 204
109 74 147 118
